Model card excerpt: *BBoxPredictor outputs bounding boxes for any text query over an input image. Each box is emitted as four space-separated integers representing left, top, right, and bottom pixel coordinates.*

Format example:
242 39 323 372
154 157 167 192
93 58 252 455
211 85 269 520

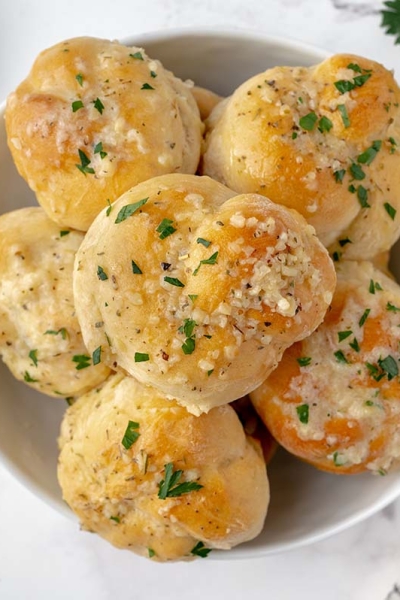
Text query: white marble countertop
2 0 400 598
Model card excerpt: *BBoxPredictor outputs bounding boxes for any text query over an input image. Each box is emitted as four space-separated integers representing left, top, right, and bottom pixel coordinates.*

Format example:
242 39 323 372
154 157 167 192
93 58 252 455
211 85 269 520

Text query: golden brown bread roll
250 260 400 475
231 396 278 465
202 54 400 258
0 207 110 397
191 85 223 121
58 372 269 561
73 173 336 414
5 36 203 231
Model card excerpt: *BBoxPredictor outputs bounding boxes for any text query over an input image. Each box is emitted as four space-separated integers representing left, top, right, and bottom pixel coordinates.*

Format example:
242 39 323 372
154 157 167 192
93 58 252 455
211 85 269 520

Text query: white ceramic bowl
2 28 400 560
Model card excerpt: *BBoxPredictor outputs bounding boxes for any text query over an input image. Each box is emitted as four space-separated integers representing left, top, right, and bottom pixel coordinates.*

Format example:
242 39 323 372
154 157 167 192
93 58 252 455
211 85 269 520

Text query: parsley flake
115 198 148 223
106 199 112 216
76 149 95 176
182 337 196 355
384 202 397 220
193 251 219 276
191 542 212 558
92 346 102 365
297 357 312 367
150 70 157 78
369 280 383 294
72 354 91 370
148 548 156 558
44 328 67 340
121 420 140 449
141 83 155 90
335 80 355 94
339 237 352 247
318 116 333 133
156 218 176 240
24 371 38 383
349 338 360 352
387 301 400 312
134 352 149 362
359 308 371 327
197 237 211 248
164 276 185 288
75 73 84 86
94 141 107 159
357 140 382 165
299 112 318 131
72 100 84 112
338 330 352 342
97 266 108 281
349 163 366 181
131 260 143 274
357 185 370 208
334 169 346 183
338 104 350 128
334 350 348 364
158 463 203 499
347 63 363 73
296 404 309 424
378 355 399 380
333 452 346 466
29 349 38 367
60 230 70 237
110 516 120 524
188 294 198 303
129 51 144 60
93 98 105 114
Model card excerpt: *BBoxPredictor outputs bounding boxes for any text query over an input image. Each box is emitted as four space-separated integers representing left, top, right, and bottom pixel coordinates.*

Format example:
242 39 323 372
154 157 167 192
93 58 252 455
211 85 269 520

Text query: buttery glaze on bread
202 54 400 258
5 36 203 231
73 173 336 414
250 260 400 475
58 373 269 561
0 207 110 397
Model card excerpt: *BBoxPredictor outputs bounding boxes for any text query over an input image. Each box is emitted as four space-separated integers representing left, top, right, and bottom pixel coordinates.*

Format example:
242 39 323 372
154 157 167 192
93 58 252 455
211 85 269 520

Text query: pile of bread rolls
2 35 400 561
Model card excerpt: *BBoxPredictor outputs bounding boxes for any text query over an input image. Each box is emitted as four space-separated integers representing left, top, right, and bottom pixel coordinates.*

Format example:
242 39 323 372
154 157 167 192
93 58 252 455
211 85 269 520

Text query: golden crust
250 260 400 475
0 207 110 397
5 37 203 231
191 86 223 121
73 173 336 414
202 54 400 258
58 372 269 561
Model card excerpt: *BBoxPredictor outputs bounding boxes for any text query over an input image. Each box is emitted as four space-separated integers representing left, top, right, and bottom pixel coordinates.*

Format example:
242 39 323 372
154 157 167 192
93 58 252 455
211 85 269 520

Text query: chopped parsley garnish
24 371 38 383
347 63 363 73
365 400 375 407
130 51 144 60
369 280 383 294
334 169 346 183
156 218 176 239
191 542 212 558
72 100 84 112
381 1 400 44
60 230 70 237
318 116 333 133
197 237 211 248
179 319 197 355
92 346 102 365
296 404 309 424
148 548 156 558
193 251 219 276
339 237 352 246
389 137 397 146
299 112 318 131
333 452 345 466
378 468 387 476
44 328 67 340
164 276 185 287
207 369 214 376
94 141 107 159
106 199 112 216
115 197 148 223
75 73 84 86
338 330 352 342
93 98 105 114
76 149 95 175
349 338 360 352
131 260 143 274
332 251 341 262
150 70 157 78
378 355 399 380
384 202 397 220
182 337 196 355
97 266 108 281
158 463 203 499
134 352 149 362
141 83 155 90
334 80 356 94
334 350 348 364
348 185 356 194
359 308 371 327
337 104 350 128
110 516 120 524
72 354 91 370
357 185 370 208
121 420 140 449
357 140 382 165
349 163 365 181
387 301 400 312
292 132 298 140
353 73 372 87
29 349 38 367
188 294 198 303
297 357 312 367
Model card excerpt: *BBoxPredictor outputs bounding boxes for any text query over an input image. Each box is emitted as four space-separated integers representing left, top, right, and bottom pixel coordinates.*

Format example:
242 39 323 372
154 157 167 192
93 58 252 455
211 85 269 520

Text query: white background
2 0 400 599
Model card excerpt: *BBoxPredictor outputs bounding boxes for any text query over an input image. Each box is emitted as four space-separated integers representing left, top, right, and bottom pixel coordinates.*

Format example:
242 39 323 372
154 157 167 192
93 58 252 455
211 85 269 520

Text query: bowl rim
1 27 399 561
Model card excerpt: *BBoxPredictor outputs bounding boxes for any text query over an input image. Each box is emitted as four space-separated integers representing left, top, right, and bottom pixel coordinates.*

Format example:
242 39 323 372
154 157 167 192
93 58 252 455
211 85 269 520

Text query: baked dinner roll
231 396 278 465
250 260 400 475
5 36 203 231
0 207 110 398
202 54 400 258
58 372 269 561
191 86 223 121
73 173 336 414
